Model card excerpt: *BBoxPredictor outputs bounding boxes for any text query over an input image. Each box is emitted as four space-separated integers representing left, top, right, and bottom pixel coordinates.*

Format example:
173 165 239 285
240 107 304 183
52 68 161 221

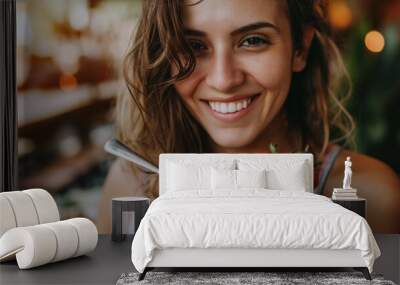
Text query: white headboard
159 153 314 195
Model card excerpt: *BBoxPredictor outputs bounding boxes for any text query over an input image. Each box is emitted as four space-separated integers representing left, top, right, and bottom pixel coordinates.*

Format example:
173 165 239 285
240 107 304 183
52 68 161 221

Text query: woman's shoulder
325 148 399 194
104 158 150 192
324 148 400 232
340 149 398 186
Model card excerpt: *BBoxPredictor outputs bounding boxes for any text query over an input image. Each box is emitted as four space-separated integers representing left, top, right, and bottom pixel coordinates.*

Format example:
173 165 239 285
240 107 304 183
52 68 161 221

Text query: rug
116 271 396 285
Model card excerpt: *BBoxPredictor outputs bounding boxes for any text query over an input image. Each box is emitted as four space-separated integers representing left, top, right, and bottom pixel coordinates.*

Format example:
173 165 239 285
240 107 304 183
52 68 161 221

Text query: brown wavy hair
118 0 354 198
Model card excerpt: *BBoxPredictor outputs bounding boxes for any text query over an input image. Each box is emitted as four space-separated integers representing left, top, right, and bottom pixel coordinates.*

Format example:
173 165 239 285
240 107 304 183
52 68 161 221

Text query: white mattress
131 190 380 273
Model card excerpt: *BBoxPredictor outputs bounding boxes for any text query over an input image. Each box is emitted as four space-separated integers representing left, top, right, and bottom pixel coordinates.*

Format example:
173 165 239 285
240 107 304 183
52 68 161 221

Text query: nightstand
332 198 366 218
112 197 150 242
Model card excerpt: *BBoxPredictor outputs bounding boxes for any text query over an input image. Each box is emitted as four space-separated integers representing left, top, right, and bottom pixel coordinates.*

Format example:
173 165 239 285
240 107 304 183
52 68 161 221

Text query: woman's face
173 0 308 150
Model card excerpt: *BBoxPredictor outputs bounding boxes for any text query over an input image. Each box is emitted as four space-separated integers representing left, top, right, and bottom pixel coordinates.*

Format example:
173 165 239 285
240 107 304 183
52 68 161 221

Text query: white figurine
343 156 352 189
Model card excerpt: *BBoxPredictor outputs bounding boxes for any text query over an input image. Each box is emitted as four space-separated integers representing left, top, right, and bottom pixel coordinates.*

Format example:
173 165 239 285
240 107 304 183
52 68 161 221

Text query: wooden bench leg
354 267 371 280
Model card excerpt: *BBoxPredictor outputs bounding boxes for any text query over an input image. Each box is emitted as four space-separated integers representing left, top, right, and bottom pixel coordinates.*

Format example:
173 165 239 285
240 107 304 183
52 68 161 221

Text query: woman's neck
210 111 301 154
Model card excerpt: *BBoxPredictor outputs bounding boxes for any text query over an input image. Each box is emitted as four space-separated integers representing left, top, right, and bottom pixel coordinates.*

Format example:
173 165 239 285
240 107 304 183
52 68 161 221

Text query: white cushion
0 191 39 227
167 162 211 191
0 226 57 269
0 189 97 269
167 160 235 192
42 221 79 262
267 164 307 191
65 218 98 257
0 218 97 269
23 189 60 224
159 154 313 195
0 196 16 237
211 168 236 189
211 169 267 190
237 169 267 188
238 159 309 191
0 190 60 239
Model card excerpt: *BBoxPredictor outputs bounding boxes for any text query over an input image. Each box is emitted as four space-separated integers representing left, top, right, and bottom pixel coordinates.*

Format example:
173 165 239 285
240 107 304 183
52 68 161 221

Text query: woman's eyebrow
184 21 280 37
231 21 280 36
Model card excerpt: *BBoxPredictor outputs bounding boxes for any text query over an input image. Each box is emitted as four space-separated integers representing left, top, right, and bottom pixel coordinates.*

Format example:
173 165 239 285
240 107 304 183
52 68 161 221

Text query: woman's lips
202 93 261 123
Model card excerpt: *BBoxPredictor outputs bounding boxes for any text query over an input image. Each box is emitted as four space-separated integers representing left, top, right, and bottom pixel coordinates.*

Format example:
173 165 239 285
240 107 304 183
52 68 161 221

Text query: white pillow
211 168 267 190
238 159 309 191
167 162 210 191
266 167 307 191
166 159 236 192
211 168 236 189
237 169 267 188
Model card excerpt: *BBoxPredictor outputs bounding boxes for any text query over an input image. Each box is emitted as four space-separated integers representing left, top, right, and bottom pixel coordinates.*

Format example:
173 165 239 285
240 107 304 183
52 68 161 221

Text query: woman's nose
205 50 244 93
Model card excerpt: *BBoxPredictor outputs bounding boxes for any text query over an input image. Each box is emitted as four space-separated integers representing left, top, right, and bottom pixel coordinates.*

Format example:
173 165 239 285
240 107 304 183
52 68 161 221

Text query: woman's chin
208 130 257 152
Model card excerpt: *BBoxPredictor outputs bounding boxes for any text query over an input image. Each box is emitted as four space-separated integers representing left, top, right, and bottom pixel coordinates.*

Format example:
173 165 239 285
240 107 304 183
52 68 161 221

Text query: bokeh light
364 30 385 53
328 0 353 29
59 73 78 91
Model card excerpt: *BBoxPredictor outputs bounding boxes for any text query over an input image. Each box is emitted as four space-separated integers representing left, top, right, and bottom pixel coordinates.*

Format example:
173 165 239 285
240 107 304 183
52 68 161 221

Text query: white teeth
215 102 221 112
228 102 236 113
208 96 253 114
220 103 228 113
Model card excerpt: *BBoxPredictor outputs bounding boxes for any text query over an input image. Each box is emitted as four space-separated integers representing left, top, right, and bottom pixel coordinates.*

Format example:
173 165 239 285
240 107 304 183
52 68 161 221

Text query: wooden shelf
19 145 106 194
17 82 117 193
18 97 114 140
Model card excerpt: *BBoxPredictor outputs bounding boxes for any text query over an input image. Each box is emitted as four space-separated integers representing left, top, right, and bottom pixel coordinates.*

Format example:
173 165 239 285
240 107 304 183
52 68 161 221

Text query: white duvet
131 190 380 273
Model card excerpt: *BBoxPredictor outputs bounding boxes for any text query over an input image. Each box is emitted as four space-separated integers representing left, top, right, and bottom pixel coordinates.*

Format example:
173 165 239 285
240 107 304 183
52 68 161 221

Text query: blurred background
16 0 400 221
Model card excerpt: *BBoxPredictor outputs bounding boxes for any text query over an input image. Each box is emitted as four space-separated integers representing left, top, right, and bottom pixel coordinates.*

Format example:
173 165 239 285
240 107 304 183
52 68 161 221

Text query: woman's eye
188 40 207 53
240 36 270 47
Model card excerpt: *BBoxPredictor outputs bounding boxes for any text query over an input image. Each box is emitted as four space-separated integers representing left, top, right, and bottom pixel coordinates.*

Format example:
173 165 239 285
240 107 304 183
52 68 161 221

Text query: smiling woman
97 0 400 234
172 0 314 152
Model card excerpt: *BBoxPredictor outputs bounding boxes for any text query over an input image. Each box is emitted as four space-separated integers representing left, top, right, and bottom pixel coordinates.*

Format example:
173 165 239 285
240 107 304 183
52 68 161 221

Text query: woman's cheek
174 69 204 100
247 53 291 90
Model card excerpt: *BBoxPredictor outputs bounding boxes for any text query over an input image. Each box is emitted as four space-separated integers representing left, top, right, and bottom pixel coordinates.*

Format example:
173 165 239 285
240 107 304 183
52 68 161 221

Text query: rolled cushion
0 218 98 269
0 191 39 227
0 226 57 269
0 196 17 237
65 218 98 257
42 221 79 262
23 189 59 224
0 189 60 239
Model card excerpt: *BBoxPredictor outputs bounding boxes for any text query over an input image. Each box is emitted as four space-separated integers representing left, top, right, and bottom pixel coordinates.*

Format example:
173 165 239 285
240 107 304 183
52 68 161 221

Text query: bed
131 154 380 281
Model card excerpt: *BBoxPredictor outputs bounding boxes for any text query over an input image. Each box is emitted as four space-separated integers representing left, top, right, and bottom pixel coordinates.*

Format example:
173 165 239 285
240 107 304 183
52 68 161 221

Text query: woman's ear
292 26 315 72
